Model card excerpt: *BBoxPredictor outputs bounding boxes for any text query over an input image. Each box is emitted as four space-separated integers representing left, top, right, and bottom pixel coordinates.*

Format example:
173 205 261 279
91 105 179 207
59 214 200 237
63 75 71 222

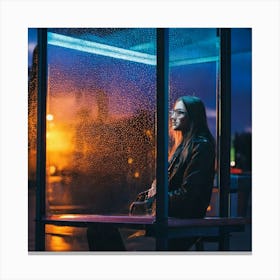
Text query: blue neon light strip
47 32 156 65
170 56 218 67
48 32 219 67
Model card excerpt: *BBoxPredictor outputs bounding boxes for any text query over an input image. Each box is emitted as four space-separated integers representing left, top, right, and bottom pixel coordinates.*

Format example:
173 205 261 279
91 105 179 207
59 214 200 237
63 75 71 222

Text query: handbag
129 190 156 215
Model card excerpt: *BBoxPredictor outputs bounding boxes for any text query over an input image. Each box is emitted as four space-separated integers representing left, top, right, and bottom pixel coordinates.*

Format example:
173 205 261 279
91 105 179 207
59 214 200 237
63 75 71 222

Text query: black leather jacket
168 135 215 218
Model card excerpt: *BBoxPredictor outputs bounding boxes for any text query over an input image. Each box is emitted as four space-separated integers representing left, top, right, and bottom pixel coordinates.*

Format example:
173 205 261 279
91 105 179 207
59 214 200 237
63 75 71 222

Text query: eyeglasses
169 109 187 117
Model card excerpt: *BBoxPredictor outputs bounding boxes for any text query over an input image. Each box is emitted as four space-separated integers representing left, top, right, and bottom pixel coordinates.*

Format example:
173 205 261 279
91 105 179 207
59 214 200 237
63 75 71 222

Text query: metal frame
155 28 169 251
35 28 48 251
217 28 231 250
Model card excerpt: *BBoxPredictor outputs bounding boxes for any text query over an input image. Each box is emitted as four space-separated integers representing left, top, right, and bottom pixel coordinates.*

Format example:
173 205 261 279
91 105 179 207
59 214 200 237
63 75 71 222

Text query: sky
28 28 252 135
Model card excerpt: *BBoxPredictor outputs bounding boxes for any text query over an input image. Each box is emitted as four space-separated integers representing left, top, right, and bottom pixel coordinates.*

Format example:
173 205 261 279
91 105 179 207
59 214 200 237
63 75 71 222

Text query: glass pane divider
35 28 48 251
155 28 169 251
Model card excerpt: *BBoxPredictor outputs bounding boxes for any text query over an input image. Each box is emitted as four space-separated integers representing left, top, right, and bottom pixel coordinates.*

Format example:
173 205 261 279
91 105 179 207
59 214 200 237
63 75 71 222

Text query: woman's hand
147 179 156 198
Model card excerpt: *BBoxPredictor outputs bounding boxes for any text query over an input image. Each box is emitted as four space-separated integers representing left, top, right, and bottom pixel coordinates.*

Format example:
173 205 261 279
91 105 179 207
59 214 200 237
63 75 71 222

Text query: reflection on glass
45 225 88 251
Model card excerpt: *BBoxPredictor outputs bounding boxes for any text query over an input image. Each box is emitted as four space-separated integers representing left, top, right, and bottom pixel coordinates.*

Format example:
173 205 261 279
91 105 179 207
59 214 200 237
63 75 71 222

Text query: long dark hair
169 96 215 159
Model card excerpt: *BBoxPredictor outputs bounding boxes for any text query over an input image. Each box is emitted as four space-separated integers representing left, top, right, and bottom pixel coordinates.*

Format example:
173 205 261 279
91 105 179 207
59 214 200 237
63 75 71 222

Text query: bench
42 214 251 251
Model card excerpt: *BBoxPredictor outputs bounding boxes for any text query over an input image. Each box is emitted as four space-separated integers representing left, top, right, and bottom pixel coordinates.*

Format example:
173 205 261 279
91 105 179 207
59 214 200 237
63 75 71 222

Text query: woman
88 96 215 250
130 95 216 250
166 95 215 219
165 96 216 250
133 96 215 218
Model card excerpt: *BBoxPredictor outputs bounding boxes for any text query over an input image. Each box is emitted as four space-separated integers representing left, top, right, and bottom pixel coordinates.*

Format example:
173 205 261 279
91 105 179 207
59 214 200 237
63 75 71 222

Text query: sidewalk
30 223 251 252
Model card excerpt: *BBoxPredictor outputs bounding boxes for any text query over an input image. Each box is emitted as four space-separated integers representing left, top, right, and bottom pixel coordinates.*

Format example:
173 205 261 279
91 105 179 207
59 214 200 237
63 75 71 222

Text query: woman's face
170 100 189 131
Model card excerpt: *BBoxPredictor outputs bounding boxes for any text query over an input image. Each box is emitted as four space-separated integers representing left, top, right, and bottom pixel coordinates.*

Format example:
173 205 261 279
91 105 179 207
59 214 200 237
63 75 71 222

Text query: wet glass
28 28 38 251
46 28 156 216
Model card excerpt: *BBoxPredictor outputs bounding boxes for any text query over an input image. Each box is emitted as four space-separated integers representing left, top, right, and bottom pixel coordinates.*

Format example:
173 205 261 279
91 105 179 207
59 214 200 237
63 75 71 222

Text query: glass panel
28 29 38 184
28 28 38 251
169 28 219 217
169 28 218 138
230 28 252 220
46 28 156 215
231 28 252 173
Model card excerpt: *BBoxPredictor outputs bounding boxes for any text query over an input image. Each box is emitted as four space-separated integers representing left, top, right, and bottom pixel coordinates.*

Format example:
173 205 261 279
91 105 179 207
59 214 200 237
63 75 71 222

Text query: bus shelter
29 28 251 251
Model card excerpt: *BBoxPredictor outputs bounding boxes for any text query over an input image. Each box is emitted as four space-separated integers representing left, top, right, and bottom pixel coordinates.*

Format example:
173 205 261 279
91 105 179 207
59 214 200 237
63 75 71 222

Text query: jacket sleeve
168 139 215 217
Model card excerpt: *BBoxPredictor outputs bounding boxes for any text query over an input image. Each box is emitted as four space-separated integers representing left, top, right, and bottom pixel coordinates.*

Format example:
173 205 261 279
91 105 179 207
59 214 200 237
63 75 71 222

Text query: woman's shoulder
191 135 211 143
190 135 215 154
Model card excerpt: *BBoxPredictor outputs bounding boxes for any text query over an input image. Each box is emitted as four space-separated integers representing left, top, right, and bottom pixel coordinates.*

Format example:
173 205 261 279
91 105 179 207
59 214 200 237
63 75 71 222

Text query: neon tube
170 56 218 67
48 32 219 67
47 32 156 65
